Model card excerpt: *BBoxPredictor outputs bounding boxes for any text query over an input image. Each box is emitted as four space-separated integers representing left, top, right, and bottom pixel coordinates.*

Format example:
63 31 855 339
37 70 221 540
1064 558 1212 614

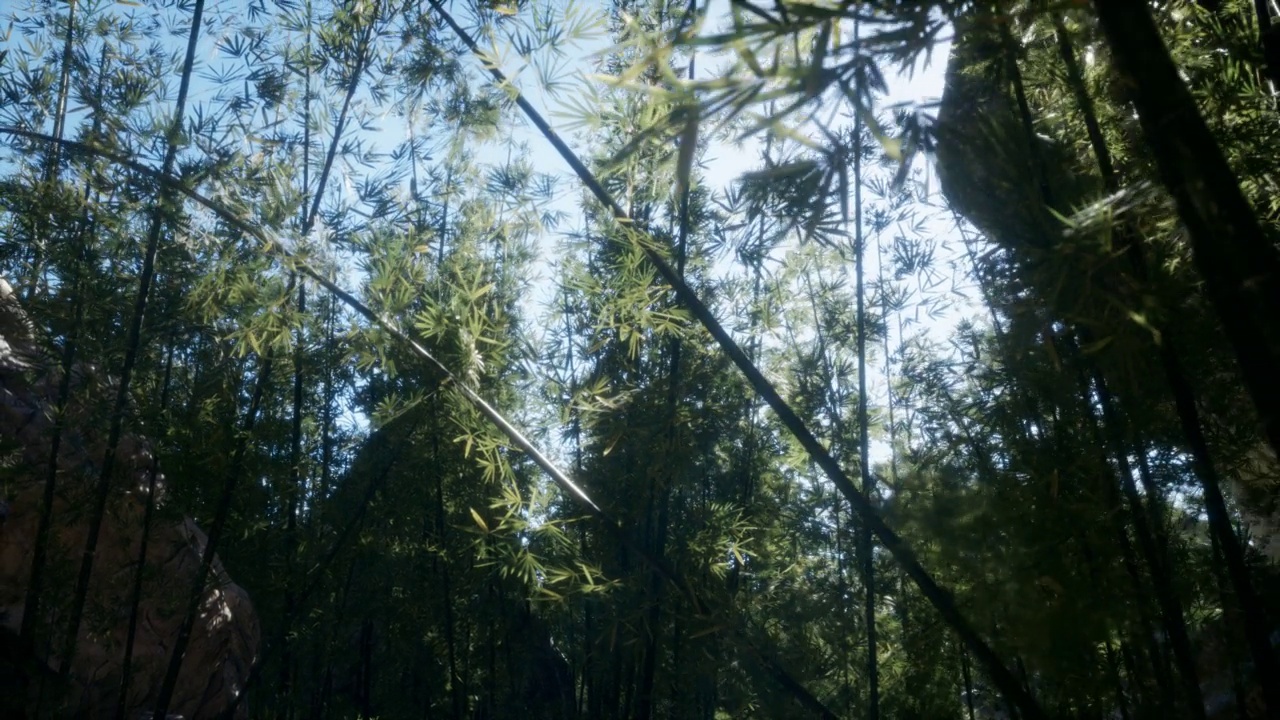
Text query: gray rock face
933 15 1095 253
0 278 258 719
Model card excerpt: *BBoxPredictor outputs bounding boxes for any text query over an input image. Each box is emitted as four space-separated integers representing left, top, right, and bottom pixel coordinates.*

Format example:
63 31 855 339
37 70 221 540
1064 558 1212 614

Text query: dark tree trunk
116 341 175 720
1092 0 1280 469
961 648 977 720
61 0 207 679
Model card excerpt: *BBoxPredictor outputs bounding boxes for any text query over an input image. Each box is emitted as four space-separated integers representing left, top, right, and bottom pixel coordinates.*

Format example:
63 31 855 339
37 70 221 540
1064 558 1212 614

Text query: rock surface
0 279 258 719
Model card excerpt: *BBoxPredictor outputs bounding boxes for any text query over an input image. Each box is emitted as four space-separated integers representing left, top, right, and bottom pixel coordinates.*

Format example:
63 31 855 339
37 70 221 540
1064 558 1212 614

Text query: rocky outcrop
933 13 1096 254
0 279 258 719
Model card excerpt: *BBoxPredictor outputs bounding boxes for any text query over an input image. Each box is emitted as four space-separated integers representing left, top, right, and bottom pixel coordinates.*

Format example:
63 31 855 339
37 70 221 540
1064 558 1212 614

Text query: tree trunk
1091 0 1280 466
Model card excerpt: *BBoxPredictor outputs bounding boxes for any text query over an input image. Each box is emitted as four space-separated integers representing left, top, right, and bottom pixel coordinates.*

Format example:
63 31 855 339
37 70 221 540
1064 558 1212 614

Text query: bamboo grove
1 0 1278 718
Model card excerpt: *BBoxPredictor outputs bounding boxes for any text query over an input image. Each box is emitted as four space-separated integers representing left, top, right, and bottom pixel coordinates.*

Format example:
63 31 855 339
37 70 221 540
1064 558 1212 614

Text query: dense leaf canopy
1 0 1279 718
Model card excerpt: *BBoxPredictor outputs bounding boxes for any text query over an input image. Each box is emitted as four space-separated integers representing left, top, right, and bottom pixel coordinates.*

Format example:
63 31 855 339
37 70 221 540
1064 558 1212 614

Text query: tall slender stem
852 16 878 717
60 0 207 681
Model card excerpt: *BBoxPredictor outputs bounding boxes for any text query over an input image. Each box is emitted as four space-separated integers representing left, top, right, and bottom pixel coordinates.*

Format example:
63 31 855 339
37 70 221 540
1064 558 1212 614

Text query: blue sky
493 0 957 310
2 0 973 468
470 0 971 471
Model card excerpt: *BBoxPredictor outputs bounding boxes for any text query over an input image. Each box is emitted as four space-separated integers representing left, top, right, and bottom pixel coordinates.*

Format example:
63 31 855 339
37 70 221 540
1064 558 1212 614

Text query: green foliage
3 0 1280 718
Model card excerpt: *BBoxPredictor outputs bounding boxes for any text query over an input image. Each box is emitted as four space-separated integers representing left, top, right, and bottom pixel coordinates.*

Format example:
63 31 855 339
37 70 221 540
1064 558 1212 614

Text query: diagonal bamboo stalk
422 3 1046 717
0 127 842 720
